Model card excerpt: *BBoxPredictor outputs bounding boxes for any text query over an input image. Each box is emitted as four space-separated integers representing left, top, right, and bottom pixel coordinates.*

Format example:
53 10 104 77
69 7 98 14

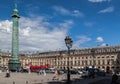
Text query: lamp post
64 36 73 84
91 48 95 68
59 51 62 69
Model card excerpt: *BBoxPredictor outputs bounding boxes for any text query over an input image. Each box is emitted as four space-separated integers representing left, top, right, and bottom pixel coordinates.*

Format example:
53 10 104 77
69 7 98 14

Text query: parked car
45 68 55 73
57 69 64 74
70 70 78 74
80 71 89 78
78 70 86 74
87 68 106 76
21 69 29 73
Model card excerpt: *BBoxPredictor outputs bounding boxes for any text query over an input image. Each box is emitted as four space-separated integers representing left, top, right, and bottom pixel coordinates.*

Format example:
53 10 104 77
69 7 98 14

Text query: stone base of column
8 60 21 72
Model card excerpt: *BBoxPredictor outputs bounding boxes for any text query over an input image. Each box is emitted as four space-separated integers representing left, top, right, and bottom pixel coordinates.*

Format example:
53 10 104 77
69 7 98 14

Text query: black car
70 70 78 74
21 69 29 73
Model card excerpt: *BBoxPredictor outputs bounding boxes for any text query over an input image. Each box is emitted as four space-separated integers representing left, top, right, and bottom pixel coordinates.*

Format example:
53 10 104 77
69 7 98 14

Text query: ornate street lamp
64 36 73 84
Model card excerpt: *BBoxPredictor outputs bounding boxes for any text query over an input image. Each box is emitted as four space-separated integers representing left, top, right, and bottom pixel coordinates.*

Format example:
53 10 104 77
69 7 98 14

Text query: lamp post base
67 73 71 84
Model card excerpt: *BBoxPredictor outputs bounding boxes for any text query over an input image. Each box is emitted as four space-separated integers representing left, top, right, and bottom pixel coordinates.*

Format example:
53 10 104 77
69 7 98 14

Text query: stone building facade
22 45 120 72
0 45 120 72
0 51 11 67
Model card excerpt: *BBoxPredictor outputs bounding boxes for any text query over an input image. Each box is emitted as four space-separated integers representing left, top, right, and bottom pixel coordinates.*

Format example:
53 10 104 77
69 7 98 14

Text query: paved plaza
0 72 120 84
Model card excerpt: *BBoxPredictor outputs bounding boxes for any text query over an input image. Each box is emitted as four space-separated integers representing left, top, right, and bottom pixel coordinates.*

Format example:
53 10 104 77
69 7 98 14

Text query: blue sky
0 0 120 52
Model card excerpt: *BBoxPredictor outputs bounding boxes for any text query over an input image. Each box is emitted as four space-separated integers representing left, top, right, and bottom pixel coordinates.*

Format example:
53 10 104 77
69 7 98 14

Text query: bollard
34 80 37 82
13 81 15 84
26 81 28 84
41 79 43 83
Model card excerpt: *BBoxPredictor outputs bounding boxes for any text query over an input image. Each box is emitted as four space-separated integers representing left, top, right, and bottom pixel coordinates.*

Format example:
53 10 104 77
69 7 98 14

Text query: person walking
52 70 58 80
111 73 119 84
5 70 10 78
43 69 46 76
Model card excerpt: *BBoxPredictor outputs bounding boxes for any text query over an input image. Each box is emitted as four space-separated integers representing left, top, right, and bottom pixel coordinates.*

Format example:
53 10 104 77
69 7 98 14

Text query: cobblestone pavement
0 72 119 84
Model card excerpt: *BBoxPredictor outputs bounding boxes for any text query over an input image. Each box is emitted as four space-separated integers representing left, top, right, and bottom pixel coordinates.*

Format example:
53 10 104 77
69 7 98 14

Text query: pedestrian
5 70 10 78
52 70 58 80
62 72 67 79
39 69 42 75
43 69 46 76
111 73 119 84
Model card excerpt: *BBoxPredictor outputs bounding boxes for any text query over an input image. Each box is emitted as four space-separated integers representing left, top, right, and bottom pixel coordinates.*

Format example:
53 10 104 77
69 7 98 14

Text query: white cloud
0 16 73 52
52 6 70 15
52 6 84 17
0 20 12 33
84 22 95 27
96 37 104 42
21 27 31 36
72 10 84 17
0 20 12 51
73 35 91 48
98 6 114 13
88 0 111 3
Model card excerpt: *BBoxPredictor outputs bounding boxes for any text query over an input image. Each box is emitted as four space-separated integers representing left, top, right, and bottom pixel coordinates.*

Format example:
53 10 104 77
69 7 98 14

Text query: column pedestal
8 60 21 72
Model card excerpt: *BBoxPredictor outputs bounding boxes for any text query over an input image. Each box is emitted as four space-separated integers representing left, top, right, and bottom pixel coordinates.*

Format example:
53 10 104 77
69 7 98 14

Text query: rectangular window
89 60 92 65
102 60 105 65
82 60 84 65
107 60 110 65
111 59 114 64
98 60 100 65
85 60 88 65
78 61 80 65
93 60 96 65
74 61 76 66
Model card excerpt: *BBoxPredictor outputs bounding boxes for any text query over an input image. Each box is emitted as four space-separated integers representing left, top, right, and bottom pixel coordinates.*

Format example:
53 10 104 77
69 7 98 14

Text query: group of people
4 68 120 84
37 69 46 76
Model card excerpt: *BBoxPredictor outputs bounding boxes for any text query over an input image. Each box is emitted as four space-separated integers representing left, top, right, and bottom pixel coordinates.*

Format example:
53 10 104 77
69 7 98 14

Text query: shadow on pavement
89 76 120 84
47 81 64 84
89 79 111 84
34 75 120 84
